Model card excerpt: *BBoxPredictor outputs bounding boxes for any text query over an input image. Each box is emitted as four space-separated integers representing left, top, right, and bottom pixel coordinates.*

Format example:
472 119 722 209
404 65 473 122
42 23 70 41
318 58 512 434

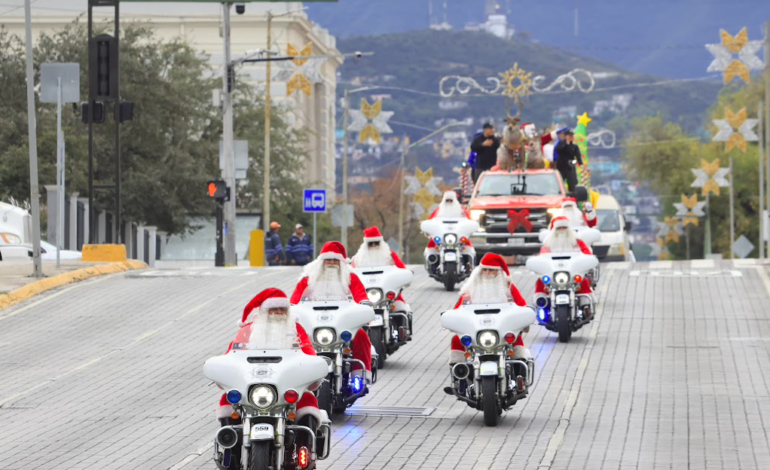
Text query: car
465 168 589 264
594 195 634 262
40 240 82 261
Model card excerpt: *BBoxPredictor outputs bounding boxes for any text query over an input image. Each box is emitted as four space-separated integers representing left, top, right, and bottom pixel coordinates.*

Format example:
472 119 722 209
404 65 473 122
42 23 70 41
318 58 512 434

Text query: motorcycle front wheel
481 376 501 426
556 305 572 343
368 327 386 369
248 440 272 470
443 261 457 291
317 378 334 416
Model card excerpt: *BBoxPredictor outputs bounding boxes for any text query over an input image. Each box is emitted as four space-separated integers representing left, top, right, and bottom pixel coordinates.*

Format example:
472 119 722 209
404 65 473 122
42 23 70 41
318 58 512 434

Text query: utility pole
729 155 735 259
222 3 237 266
263 11 273 232
760 100 765 260
705 193 712 257
24 0 42 278
341 88 350 250
764 21 770 261
397 138 408 258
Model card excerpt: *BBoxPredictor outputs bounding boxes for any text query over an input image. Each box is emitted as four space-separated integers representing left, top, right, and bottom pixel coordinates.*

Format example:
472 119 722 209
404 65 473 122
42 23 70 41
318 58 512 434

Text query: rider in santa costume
425 191 476 273
447 253 531 371
290 241 373 381
216 288 321 424
351 227 411 314
559 197 597 228
533 216 595 317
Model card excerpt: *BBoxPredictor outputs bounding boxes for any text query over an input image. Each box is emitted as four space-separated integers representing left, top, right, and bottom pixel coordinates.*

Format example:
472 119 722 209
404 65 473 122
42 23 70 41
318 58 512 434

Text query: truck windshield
475 174 561 196
597 209 621 232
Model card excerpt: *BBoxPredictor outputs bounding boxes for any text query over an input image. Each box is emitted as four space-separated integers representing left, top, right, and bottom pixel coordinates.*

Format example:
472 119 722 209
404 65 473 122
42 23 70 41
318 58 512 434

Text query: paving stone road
1 260 770 469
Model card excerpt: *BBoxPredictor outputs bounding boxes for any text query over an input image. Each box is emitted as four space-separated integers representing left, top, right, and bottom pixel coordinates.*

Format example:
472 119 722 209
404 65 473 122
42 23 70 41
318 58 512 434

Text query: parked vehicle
0 202 32 261
40 241 82 261
595 195 634 262
420 217 479 291
204 348 332 470
526 252 599 343
441 302 536 426
353 266 413 368
292 300 376 415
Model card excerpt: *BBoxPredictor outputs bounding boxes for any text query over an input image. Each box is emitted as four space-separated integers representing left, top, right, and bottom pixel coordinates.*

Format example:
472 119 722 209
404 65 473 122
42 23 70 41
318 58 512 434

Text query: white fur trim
363 236 385 242
479 264 503 270
393 300 408 312
238 320 248 328
318 252 346 261
295 406 322 428
449 350 466 364
216 404 233 420
585 210 596 221
260 297 290 312
511 345 532 360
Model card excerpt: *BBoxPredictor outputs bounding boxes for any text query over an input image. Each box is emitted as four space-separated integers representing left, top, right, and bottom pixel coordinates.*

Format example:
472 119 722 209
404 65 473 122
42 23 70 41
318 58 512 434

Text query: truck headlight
444 233 458 245
470 210 485 221
477 331 498 348
367 288 382 303
554 271 570 286
314 328 335 345
547 208 561 217
250 385 277 409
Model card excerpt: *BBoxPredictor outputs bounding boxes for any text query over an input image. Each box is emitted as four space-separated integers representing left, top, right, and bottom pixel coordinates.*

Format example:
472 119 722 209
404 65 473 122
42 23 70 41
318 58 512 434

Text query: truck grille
481 209 550 245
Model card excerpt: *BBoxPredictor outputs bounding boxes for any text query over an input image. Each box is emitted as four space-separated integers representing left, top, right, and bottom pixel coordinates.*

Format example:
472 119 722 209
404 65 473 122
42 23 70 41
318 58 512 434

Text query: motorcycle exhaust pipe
452 362 471 380
216 426 240 450
427 254 439 264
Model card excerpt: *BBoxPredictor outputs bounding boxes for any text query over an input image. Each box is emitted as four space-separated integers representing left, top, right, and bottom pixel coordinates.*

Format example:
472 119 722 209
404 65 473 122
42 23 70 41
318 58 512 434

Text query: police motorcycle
292 298 376 416
420 217 480 291
526 251 599 343
204 347 331 470
441 302 536 426
352 265 413 368
537 226 602 288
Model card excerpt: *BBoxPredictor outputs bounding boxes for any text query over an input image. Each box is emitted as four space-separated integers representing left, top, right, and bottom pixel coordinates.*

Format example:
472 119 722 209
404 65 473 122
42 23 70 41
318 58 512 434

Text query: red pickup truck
465 168 587 263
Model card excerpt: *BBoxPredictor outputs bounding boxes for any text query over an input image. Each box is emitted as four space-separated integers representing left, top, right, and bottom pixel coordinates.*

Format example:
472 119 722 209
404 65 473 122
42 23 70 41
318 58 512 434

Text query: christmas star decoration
712 107 759 152
348 98 394 144
673 194 707 227
663 216 683 243
706 28 764 84
273 43 324 96
691 159 730 197
576 112 592 127
498 63 533 103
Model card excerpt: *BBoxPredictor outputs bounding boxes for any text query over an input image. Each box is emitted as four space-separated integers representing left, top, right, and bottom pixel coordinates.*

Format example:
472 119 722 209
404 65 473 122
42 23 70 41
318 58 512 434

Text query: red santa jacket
583 213 597 228
225 322 316 356
290 273 368 304
453 283 528 309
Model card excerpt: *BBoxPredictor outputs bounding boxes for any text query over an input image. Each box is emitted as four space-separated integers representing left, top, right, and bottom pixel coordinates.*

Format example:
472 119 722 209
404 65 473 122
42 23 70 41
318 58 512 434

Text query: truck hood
470 195 564 210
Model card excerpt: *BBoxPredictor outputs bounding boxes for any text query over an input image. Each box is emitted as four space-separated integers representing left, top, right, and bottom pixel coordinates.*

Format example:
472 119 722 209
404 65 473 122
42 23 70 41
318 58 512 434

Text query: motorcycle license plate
555 294 570 305
444 251 457 262
508 238 524 246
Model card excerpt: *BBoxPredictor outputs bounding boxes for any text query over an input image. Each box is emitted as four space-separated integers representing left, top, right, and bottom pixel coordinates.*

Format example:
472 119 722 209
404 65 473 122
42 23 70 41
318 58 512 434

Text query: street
2 260 770 469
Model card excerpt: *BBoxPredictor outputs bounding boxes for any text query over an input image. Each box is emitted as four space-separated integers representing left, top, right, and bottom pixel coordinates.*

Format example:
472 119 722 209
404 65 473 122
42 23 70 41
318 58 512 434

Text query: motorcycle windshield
229 324 301 351
298 288 353 303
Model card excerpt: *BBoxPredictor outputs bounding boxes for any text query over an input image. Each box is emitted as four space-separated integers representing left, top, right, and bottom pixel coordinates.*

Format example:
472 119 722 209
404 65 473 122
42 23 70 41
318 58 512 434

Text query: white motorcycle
538 226 602 287
420 217 479 291
441 302 536 426
292 299 376 416
204 348 331 470
353 265 413 368
526 251 599 343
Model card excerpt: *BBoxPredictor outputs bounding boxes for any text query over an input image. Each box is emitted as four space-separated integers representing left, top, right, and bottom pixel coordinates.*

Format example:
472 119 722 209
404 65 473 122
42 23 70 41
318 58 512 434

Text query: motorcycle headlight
250 385 276 409
444 233 458 245
367 288 383 303
477 331 499 348
470 210 485 221
314 327 335 346
554 271 570 286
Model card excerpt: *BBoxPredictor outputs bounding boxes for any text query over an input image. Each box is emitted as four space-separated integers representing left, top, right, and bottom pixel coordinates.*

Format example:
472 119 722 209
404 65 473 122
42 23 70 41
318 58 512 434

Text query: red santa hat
561 197 577 208
363 226 384 242
479 253 511 278
239 288 290 327
318 241 347 261
550 216 570 230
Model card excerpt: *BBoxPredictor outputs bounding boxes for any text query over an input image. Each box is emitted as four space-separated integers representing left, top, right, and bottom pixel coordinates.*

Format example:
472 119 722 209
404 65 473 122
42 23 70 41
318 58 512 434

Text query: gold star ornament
577 112 592 126
498 63 533 103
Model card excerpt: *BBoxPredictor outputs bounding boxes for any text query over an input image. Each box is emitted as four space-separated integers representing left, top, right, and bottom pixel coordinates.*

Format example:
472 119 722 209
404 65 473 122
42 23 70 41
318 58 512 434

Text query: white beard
248 313 298 350
303 261 351 301
544 230 579 253
436 202 464 218
562 206 585 226
460 269 510 304
353 242 392 268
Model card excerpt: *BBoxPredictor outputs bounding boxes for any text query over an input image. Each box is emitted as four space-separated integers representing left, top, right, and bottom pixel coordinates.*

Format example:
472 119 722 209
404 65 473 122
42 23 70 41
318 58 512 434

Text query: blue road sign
303 189 327 213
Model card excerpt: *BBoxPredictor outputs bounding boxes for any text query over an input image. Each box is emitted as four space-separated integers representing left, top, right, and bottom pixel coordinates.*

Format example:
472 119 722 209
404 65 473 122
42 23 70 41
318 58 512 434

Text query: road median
0 260 147 311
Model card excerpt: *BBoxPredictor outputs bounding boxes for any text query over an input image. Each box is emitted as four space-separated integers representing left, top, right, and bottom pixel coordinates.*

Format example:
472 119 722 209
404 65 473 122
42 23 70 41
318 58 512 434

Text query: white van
594 196 634 262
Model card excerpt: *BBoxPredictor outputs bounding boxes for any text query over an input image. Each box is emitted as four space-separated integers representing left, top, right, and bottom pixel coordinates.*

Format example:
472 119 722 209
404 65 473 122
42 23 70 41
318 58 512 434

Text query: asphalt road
1 260 770 469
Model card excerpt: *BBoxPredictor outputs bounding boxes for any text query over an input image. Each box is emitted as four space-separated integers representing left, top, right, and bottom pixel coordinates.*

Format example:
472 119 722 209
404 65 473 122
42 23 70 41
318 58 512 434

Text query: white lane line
0 278 255 408
168 442 214 470
648 260 672 269
538 270 606 468
0 275 115 323
735 259 758 267
691 259 715 269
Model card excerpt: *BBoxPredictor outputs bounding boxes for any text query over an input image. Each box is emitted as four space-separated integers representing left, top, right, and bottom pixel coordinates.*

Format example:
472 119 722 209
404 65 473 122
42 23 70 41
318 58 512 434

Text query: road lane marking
168 442 214 470
691 259 715 268
0 279 255 408
648 260 673 269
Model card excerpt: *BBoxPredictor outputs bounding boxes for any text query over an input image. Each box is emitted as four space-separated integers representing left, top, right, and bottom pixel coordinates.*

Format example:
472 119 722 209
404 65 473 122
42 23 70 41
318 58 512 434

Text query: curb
0 260 148 311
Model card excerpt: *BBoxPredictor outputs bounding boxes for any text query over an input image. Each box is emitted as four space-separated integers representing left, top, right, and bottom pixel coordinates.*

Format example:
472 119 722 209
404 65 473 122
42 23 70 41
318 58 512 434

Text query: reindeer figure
497 116 526 171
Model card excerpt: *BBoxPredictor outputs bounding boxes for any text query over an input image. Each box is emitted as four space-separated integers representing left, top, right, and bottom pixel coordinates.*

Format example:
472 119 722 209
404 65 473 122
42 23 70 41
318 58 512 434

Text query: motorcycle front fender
250 423 275 441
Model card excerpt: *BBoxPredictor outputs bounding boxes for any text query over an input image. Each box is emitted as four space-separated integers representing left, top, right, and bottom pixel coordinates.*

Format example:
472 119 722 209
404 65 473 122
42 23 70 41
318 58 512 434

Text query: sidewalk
0 259 113 293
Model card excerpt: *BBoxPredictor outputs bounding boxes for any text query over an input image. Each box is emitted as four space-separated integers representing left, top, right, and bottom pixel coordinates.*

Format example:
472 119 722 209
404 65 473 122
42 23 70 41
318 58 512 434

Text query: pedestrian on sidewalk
286 223 313 266
265 221 285 266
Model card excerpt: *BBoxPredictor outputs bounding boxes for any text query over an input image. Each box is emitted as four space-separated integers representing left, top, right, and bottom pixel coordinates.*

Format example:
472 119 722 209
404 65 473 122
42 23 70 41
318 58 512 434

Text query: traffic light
207 180 229 200
81 102 105 124
89 34 118 100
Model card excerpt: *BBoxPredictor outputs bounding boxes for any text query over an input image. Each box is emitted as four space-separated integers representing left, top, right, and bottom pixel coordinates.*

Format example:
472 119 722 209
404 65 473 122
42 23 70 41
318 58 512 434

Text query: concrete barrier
250 230 265 267
81 244 127 262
